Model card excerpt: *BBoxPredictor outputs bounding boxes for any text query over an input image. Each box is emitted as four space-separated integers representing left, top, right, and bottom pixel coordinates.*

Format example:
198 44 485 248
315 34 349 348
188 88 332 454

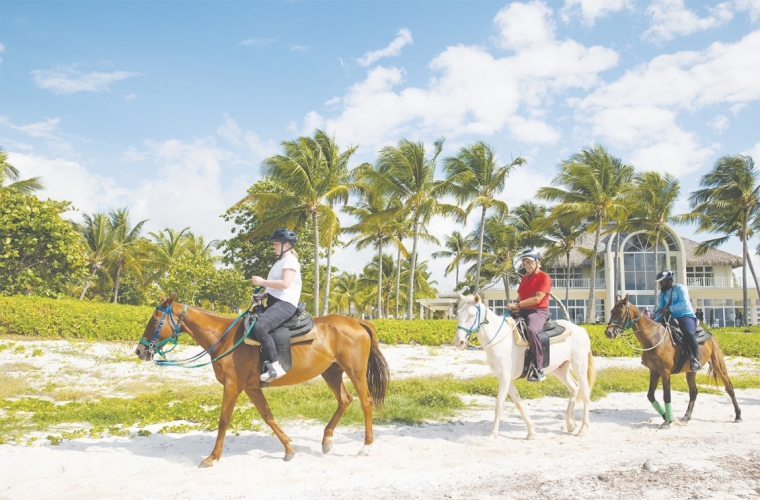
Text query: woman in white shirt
250 229 302 382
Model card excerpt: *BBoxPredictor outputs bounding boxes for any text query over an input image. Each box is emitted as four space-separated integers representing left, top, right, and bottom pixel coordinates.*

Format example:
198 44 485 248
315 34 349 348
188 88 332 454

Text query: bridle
456 303 513 349
606 302 669 352
139 303 189 357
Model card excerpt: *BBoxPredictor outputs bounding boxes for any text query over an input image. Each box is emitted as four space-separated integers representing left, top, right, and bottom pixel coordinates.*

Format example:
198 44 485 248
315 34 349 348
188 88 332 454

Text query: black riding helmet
271 228 297 245
656 269 675 282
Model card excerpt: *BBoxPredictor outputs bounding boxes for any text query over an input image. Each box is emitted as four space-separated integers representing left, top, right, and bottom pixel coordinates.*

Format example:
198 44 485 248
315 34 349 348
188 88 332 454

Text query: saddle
661 316 712 374
514 317 570 379
243 302 317 377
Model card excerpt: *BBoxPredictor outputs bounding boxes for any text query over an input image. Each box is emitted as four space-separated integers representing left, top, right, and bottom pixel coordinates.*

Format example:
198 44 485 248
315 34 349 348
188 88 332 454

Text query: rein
608 304 669 352
140 303 256 368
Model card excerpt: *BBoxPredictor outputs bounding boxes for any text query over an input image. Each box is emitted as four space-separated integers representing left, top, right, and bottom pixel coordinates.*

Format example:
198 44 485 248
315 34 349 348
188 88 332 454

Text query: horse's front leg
200 384 242 467
682 371 698 422
489 374 511 440
646 370 666 423
660 371 674 429
245 388 296 460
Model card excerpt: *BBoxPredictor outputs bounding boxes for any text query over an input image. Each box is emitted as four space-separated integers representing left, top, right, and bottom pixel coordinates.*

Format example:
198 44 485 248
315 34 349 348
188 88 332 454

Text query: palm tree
508 201 550 249
469 212 521 301
314 130 357 315
332 272 360 316
78 212 118 300
0 149 43 193
432 231 469 287
443 141 524 293
107 208 148 303
624 172 680 303
537 144 634 323
185 232 219 261
150 227 192 274
359 254 397 317
359 138 463 319
240 134 351 314
538 212 586 313
688 155 759 330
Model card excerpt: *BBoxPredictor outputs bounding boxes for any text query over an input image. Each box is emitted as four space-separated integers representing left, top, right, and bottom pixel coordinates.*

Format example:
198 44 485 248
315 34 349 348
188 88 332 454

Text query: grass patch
0 373 30 399
3 367 759 445
2 362 37 373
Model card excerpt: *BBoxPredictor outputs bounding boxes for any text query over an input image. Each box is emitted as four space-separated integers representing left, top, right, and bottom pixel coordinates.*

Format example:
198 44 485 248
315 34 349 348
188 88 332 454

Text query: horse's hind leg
552 361 579 434
506 380 536 440
244 388 296 461
343 361 374 456
682 371 698 422
709 346 742 422
320 363 353 454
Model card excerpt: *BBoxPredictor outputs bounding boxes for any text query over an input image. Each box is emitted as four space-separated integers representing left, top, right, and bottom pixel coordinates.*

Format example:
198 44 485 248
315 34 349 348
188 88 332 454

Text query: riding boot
527 363 545 382
685 331 702 371
260 361 286 382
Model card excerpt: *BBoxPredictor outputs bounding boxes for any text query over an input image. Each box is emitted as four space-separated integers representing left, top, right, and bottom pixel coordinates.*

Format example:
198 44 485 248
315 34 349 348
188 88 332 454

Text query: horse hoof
659 422 671 430
526 434 535 441
577 429 587 438
567 422 576 433
357 445 371 456
198 459 214 468
735 416 743 423
322 443 333 454
284 452 296 461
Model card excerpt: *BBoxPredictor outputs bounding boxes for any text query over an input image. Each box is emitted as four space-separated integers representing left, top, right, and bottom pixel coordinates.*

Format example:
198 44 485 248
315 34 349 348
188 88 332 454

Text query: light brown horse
604 294 741 428
135 295 389 466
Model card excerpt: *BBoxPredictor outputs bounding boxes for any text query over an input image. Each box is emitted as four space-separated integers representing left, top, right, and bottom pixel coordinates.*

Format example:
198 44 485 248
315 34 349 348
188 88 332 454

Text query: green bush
1 296 758 358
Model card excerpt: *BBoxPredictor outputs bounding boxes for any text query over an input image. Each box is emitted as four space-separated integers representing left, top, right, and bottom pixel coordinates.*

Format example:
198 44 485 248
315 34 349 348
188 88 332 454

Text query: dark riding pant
253 295 296 363
677 316 699 359
519 308 550 369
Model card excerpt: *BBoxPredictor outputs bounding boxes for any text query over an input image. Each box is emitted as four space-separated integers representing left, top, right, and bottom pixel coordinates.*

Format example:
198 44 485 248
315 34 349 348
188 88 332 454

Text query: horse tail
358 319 390 409
706 339 724 387
586 348 596 391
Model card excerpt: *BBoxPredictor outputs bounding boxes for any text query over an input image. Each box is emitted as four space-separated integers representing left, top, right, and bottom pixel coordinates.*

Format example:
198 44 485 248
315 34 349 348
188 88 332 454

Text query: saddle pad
244 327 318 347
513 321 570 346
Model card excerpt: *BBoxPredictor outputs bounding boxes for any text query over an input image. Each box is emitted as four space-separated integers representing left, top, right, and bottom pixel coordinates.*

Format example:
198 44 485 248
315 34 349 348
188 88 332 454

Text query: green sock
665 402 674 422
651 401 665 416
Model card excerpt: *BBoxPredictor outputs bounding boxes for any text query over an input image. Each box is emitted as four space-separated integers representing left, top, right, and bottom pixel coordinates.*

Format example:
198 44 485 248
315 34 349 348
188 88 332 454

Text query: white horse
453 294 596 439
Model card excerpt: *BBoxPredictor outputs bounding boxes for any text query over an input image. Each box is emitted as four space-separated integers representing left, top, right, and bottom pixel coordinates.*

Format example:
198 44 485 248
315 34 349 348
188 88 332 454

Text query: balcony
553 278 607 289
687 277 757 288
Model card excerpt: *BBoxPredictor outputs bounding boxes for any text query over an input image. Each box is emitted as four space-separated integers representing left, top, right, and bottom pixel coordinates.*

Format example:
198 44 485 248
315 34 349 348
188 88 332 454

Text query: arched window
623 234 667 292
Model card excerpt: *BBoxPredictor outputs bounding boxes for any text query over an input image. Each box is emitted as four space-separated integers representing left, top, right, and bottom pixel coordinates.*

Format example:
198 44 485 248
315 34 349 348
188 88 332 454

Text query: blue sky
2 0 760 290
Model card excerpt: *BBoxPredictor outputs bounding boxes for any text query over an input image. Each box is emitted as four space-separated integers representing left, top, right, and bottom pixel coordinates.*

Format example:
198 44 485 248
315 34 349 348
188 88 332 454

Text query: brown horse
604 294 741 428
135 295 389 466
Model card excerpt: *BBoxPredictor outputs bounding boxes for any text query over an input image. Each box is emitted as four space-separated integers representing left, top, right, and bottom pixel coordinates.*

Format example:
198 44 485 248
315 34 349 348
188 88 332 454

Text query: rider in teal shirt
655 270 701 371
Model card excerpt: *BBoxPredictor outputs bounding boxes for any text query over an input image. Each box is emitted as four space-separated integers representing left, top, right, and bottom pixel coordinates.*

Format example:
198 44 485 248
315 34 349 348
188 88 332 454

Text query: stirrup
527 366 545 382
260 361 285 382
690 358 702 371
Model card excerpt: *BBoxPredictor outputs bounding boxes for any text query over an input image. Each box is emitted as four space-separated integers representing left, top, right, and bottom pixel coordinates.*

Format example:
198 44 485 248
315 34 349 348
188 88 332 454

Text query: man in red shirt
507 248 552 382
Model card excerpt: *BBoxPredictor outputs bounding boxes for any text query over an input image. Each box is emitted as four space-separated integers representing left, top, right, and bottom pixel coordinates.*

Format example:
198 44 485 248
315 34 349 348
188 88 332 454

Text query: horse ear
160 292 166 302
168 293 177 304
623 293 629 304
474 294 481 304
458 292 465 302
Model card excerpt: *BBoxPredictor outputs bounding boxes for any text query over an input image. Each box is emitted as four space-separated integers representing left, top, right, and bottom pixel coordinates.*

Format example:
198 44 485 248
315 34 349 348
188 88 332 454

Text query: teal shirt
655 284 696 321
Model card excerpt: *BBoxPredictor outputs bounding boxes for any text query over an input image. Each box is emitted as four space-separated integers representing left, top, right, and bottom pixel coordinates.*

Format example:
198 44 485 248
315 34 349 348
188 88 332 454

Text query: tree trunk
742 224 748 331
407 215 420 320
585 221 602 324
321 231 334 316
653 227 661 305
503 275 510 302
565 251 571 311
474 205 487 293
615 231 621 300
744 251 760 328
79 265 100 300
550 292 570 320
312 210 320 316
113 264 122 304
377 242 383 319
395 245 402 319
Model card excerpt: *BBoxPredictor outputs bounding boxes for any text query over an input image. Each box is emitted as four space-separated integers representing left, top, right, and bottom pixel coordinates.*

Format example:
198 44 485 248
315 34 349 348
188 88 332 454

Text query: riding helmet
520 248 542 261
271 228 297 245
656 269 675 282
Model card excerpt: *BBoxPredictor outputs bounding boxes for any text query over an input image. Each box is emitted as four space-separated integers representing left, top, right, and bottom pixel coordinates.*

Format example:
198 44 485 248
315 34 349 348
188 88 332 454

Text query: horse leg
709 348 742 422
200 384 242 467
343 363 374 456
682 371 698 422
320 363 353 454
646 370 666 423
488 374 511 440
244 387 296 461
552 362 579 434
507 381 536 440
660 372 674 429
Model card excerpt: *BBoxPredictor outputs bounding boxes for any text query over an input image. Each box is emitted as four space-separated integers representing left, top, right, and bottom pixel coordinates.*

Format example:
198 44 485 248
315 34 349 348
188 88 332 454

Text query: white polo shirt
265 253 302 306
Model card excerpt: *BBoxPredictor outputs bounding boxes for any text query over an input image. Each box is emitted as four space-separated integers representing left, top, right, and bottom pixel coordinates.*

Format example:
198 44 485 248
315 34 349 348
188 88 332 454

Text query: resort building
419 225 756 327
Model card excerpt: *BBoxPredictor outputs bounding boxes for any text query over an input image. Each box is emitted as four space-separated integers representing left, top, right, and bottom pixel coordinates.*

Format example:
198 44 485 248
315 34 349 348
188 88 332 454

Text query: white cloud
124 94 136 101
560 0 632 25
31 66 140 94
735 0 760 23
357 28 413 67
324 96 341 106
709 114 730 134
746 141 760 161
643 0 733 42
215 114 278 160
239 37 277 47
0 43 4 64
299 2 617 151
0 117 61 139
290 45 309 52
576 30 760 175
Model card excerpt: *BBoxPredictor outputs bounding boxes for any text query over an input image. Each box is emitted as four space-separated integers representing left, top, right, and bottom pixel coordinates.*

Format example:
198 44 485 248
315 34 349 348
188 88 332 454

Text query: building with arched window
419 225 756 327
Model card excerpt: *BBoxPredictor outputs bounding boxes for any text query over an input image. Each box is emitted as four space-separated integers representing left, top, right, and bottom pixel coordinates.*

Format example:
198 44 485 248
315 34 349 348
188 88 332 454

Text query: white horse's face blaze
454 301 479 349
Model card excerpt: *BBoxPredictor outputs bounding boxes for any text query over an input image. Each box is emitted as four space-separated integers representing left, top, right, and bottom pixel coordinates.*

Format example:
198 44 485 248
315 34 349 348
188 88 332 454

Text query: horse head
605 293 641 338
453 293 483 349
135 293 179 361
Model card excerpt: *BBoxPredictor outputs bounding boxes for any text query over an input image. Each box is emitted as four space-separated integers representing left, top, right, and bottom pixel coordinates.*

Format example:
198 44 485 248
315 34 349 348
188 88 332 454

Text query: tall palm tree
314 130 357 315
78 212 118 300
359 138 463 319
108 208 148 303
150 227 192 274
624 172 680 303
538 212 586 313
508 201 550 250
0 149 43 193
537 144 634 323
360 254 398 317
389 214 412 319
332 272 360 316
240 134 351 314
470 212 521 301
185 232 219 261
432 231 470 287
443 141 525 293
687 155 759 330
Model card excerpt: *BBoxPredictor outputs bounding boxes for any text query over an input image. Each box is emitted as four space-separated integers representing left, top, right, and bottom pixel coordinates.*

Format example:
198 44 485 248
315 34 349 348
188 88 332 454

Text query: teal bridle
606 304 642 335
139 303 189 357
456 304 489 339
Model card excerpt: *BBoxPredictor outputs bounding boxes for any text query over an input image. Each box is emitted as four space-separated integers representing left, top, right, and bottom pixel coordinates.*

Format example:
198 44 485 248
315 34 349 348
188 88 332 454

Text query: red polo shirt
517 270 552 309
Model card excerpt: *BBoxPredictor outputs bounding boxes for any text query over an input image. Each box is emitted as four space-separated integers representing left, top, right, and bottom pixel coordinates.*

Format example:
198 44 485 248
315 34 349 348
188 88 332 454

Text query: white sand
1 339 759 499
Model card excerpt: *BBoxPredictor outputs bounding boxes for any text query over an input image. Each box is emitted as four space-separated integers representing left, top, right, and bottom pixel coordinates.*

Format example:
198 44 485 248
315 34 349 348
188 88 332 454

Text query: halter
139 303 189 357
607 303 669 352
456 304 489 337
